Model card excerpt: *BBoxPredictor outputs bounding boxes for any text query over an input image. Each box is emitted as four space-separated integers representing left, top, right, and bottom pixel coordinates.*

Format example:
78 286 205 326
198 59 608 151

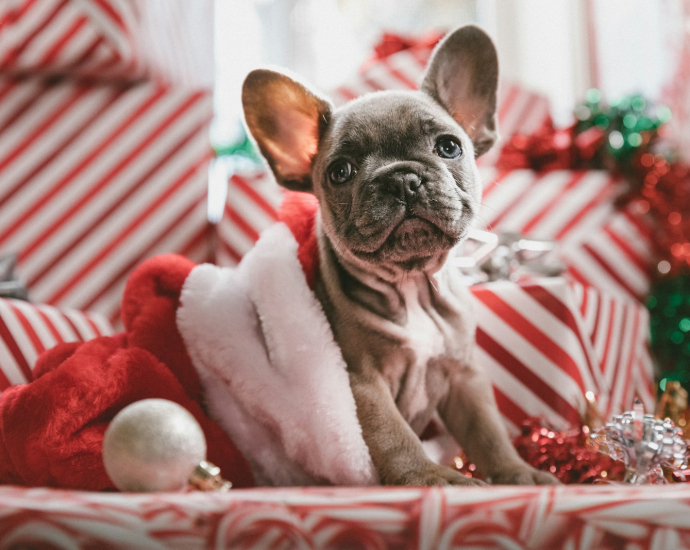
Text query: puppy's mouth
352 213 462 268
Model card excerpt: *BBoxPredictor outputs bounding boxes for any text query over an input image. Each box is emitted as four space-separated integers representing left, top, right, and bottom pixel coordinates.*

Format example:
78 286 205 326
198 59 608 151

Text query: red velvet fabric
279 191 320 289
0 255 254 490
0 195 324 491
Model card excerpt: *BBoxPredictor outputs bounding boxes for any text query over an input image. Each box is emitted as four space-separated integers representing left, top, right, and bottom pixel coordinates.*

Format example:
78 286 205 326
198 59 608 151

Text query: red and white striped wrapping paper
0 75 215 326
330 42 552 166
0 0 214 86
1 485 690 549
0 0 145 81
216 170 282 267
472 277 654 435
478 167 656 302
0 297 113 391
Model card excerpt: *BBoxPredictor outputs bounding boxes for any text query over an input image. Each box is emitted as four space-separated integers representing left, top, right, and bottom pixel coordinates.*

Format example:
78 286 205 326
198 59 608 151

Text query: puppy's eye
329 161 355 184
435 137 462 159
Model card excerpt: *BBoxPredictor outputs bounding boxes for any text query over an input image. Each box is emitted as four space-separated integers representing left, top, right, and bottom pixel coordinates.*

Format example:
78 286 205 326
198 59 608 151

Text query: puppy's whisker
478 202 500 215
426 273 438 292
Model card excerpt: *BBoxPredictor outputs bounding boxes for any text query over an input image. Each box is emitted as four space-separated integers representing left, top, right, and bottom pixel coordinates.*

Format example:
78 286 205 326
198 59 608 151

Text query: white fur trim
177 223 377 486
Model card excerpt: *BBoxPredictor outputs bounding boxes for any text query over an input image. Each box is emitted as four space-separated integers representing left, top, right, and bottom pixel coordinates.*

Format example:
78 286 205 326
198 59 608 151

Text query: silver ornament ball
103 398 207 492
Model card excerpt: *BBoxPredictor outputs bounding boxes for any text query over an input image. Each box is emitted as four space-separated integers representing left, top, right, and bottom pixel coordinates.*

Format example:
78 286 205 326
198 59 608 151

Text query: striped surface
472 277 654 435
2 479 690 548
217 171 282 267
0 75 215 326
571 280 656 416
0 0 144 80
0 296 113 391
330 43 552 166
478 167 655 301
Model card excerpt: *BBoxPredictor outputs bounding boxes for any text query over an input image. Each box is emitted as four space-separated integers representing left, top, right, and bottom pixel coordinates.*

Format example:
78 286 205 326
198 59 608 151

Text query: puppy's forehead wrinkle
326 93 461 162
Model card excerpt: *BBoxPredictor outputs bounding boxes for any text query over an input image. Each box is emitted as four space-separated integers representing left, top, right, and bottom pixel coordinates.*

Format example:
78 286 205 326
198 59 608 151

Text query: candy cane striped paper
0 0 145 80
478 167 655 302
217 170 282 267
330 43 552 166
472 277 654 434
571 281 656 416
0 485 690 549
0 76 215 326
0 297 113 390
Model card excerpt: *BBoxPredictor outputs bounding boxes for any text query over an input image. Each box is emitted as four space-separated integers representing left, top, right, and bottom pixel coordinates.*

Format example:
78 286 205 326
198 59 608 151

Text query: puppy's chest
385 282 459 431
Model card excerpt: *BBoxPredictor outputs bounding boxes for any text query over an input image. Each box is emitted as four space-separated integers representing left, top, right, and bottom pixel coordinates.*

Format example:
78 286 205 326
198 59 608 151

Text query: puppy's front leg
440 359 559 485
349 360 484 486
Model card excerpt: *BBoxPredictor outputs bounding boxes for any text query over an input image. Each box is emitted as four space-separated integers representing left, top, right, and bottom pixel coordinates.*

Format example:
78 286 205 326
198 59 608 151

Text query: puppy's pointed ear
242 69 332 192
421 25 499 157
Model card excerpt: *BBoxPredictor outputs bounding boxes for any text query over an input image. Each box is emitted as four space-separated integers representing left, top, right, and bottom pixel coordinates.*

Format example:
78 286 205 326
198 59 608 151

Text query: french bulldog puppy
242 25 559 486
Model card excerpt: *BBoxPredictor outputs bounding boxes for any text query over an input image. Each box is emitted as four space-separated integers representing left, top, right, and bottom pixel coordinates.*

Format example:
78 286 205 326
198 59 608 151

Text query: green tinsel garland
649 274 690 388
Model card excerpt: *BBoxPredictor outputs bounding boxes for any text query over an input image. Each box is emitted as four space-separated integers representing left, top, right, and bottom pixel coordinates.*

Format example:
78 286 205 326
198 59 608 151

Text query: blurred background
213 0 685 145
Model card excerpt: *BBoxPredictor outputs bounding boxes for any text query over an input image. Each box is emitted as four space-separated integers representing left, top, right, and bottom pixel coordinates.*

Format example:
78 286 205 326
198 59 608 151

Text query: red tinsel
454 418 626 484
497 117 690 276
498 121 605 172
513 419 626 484
629 157 690 275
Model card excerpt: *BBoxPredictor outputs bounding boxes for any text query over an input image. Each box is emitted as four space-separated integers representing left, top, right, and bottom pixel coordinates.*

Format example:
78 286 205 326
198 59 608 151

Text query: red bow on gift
372 31 445 60
359 31 445 73
497 121 606 172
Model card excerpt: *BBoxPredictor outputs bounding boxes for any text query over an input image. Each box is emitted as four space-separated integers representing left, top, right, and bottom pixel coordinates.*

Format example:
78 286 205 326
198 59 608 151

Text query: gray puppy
242 25 558 486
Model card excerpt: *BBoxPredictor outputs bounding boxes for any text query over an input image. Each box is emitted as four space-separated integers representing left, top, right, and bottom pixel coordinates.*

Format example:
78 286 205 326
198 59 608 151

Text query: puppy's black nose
381 171 423 202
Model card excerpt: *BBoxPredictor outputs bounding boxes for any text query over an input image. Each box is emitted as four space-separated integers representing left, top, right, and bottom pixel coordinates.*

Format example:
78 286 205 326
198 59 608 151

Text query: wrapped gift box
216 170 281 266
478 167 655 302
472 277 654 433
1 485 690 549
0 75 215 325
0 296 113 390
0 0 145 80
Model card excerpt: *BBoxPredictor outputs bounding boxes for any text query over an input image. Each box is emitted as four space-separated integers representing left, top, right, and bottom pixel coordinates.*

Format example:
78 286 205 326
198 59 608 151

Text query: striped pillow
0 297 114 390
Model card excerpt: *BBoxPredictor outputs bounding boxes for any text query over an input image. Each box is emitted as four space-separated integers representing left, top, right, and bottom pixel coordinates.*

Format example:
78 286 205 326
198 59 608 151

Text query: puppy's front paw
396 464 487 487
488 464 561 485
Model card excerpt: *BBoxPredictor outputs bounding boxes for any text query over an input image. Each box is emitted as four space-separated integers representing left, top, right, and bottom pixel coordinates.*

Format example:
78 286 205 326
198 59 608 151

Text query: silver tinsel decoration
450 229 565 284
0 253 28 301
592 402 688 484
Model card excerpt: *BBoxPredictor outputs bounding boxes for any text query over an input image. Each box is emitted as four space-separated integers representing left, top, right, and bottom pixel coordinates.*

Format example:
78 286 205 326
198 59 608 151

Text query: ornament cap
189 460 232 491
